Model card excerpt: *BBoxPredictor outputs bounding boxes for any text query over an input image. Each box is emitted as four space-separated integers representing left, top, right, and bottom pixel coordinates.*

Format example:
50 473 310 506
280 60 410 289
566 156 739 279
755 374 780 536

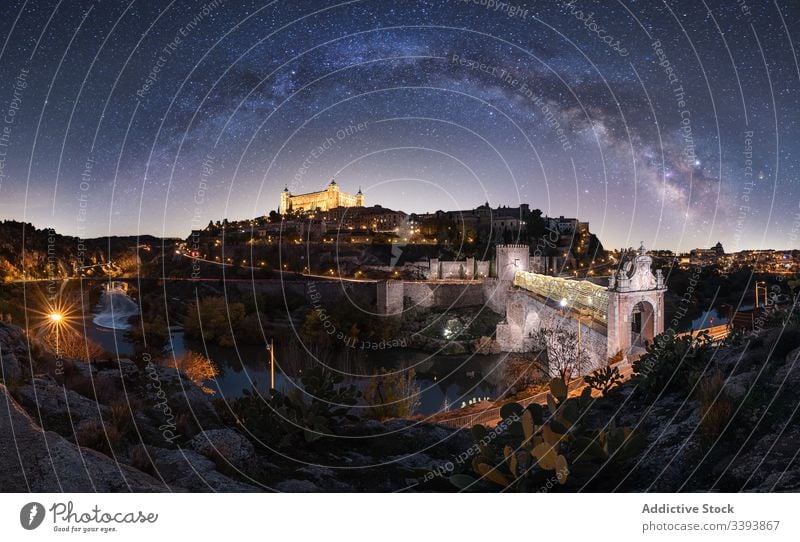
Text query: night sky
0 0 797 251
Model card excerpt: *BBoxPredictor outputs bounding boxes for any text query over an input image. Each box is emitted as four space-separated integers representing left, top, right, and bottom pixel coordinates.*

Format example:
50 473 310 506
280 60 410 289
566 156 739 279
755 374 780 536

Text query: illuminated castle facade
279 180 364 214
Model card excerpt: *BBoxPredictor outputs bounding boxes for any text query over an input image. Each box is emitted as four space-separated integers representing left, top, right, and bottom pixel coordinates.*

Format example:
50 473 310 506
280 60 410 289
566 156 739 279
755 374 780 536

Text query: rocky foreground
599 328 800 492
0 321 471 492
1 320 799 492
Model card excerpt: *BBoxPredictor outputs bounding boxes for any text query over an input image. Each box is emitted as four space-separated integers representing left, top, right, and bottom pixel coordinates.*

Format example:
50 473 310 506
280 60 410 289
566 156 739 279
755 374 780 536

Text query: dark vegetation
445 321 800 492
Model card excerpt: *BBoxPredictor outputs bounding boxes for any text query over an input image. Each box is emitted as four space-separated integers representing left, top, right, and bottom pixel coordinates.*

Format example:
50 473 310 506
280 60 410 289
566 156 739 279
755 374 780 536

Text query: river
84 304 505 416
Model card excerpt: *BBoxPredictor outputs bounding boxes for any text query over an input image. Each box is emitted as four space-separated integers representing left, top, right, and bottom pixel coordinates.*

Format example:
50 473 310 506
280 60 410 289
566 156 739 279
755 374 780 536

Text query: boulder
0 348 21 382
149 447 259 492
16 376 109 435
0 384 166 491
169 385 221 429
0 322 28 381
188 428 254 469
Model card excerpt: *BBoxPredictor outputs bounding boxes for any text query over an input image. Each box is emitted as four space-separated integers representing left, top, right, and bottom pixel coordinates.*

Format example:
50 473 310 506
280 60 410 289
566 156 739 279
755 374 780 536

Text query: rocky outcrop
0 384 166 491
189 429 254 470
0 321 29 382
0 322 256 492
591 338 800 492
148 447 259 492
15 376 109 435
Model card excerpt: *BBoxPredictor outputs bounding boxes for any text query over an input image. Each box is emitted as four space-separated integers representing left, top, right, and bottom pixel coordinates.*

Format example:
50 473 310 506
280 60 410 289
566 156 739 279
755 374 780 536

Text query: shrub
696 371 735 447
363 368 421 420
232 366 360 447
184 296 245 347
170 350 218 388
130 445 156 476
502 355 545 391
632 331 711 399
109 399 140 444
42 328 107 362
449 379 641 492
473 335 500 354
75 420 124 454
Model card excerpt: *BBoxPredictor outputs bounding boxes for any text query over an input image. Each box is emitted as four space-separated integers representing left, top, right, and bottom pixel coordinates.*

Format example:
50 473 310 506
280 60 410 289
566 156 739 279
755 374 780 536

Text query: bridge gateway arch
495 243 666 372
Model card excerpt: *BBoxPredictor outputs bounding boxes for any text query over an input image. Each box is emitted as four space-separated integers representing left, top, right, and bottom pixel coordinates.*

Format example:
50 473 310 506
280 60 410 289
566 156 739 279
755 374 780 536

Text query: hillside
0 220 170 281
1 318 798 492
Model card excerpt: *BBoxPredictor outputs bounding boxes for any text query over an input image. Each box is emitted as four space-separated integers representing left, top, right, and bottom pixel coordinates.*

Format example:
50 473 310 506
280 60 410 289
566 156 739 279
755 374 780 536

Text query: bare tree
170 350 219 388
531 322 588 384
43 328 107 361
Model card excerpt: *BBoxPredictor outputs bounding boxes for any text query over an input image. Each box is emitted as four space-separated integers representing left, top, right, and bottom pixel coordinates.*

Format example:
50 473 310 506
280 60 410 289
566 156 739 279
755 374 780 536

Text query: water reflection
85 319 505 416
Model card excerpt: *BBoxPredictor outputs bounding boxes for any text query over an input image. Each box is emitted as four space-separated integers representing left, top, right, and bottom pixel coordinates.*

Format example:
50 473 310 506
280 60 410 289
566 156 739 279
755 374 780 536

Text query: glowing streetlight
266 339 275 390
46 311 65 357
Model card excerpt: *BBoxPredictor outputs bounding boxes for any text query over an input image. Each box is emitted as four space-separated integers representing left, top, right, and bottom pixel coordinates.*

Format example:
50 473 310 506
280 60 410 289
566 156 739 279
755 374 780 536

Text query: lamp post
755 281 768 310
576 309 593 349
266 338 275 390
49 312 63 356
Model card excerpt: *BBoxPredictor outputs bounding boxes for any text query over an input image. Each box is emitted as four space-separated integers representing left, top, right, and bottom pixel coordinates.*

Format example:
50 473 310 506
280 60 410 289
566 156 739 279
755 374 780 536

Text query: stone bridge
372 243 674 376
495 244 667 374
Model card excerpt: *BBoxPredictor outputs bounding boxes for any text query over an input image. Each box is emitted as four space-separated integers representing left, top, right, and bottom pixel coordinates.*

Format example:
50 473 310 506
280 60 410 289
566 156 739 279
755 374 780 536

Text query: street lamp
266 339 275 390
755 281 768 309
576 308 593 348
47 312 64 357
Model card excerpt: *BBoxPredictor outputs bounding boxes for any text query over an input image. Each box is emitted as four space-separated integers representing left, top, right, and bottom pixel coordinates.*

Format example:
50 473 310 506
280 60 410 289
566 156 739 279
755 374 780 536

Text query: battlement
496 244 530 281
497 244 529 250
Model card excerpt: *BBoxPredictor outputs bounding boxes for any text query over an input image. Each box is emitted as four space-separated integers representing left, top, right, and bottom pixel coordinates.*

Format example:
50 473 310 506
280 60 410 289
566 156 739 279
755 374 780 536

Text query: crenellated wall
496 244 530 281
424 257 491 280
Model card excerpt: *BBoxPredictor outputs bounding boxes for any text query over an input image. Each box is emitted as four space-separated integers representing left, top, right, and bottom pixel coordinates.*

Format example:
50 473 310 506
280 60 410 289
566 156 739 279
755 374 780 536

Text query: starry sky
0 0 797 251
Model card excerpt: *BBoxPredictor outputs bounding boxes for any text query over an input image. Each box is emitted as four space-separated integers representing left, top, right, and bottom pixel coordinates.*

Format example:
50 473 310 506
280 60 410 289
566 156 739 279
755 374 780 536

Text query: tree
532 322 588 384
125 315 170 357
170 350 218 390
43 327 107 361
184 296 245 347
363 368 421 420
502 354 545 391
525 208 546 241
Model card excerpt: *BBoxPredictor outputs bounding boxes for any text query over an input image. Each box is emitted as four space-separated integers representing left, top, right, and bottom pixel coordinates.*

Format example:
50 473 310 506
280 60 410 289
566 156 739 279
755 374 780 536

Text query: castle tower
326 179 340 209
606 243 666 358
279 187 291 214
496 244 530 281
356 186 364 207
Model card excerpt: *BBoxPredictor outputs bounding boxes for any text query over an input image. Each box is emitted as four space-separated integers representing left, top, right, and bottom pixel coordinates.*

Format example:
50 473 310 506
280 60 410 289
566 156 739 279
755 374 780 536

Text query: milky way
0 0 797 251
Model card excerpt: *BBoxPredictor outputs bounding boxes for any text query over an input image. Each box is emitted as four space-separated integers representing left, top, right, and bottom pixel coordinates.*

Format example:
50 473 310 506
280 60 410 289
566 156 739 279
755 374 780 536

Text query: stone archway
606 244 666 358
630 300 655 348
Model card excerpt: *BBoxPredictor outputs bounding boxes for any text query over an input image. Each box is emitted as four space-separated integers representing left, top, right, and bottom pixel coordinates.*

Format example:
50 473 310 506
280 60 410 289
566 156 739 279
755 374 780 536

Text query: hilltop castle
279 180 364 214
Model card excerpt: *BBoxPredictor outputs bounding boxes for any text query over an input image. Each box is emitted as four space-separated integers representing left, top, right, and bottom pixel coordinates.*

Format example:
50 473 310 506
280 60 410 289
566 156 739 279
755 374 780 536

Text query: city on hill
1 178 799 493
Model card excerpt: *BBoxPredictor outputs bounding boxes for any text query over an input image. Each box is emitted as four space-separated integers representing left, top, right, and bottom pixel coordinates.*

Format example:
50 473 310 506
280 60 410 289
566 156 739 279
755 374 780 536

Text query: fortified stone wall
481 278 512 314
377 280 404 315
402 281 487 309
438 259 471 279
424 257 491 280
496 244 530 281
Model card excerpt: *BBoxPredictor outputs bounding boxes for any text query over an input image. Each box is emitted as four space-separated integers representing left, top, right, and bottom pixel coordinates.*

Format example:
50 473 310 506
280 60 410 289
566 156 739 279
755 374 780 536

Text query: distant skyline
0 1 798 252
